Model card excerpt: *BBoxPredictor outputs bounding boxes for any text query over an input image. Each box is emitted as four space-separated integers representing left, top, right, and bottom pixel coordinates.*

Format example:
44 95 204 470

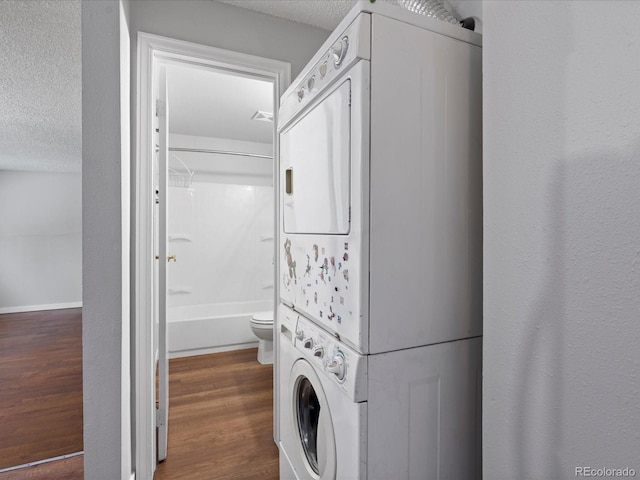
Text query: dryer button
331 36 349 67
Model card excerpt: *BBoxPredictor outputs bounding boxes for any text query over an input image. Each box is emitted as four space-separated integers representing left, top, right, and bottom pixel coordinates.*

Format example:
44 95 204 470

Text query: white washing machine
278 305 482 480
279 305 367 479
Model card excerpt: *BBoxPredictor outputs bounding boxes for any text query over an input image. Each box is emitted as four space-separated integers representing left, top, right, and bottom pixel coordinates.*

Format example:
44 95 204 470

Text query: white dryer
278 304 482 480
277 1 483 356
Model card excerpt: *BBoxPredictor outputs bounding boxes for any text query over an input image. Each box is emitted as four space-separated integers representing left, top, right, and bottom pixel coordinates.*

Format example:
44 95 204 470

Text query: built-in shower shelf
259 235 274 242
168 287 192 295
169 234 193 242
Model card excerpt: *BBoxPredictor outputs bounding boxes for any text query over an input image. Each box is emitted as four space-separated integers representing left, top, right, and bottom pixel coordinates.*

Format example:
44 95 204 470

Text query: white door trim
134 32 289 480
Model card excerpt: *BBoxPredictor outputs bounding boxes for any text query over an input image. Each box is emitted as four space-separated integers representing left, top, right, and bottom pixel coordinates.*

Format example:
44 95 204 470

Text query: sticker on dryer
283 238 297 283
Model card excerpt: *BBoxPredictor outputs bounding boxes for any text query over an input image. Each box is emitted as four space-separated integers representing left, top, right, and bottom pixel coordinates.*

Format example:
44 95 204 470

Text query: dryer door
290 359 336 479
280 79 351 235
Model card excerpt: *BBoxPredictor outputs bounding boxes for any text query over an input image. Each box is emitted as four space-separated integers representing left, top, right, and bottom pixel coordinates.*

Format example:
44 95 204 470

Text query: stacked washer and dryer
276 2 482 478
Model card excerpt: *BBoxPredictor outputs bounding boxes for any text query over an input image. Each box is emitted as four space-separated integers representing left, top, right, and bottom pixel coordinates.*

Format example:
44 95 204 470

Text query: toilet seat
251 321 272 330
251 311 274 324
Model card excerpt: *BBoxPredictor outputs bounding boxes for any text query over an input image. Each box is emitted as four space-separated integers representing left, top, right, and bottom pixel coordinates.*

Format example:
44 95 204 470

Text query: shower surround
166 180 274 357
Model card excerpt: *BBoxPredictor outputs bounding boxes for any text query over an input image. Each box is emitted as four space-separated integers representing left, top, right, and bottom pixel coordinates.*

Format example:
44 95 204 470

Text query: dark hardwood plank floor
154 348 279 480
0 315 275 479
0 308 83 470
0 455 83 480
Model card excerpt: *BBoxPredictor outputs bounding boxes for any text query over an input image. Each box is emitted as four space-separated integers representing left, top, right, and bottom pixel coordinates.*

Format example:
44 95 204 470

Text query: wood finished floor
0 455 83 480
0 308 83 471
154 348 279 480
0 310 276 479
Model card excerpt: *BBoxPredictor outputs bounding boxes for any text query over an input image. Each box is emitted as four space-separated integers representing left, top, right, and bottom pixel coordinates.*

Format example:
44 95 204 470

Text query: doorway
135 33 289 479
160 61 276 359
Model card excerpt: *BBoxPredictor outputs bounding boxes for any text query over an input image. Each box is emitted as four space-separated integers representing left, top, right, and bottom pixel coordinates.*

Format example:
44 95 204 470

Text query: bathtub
167 300 273 358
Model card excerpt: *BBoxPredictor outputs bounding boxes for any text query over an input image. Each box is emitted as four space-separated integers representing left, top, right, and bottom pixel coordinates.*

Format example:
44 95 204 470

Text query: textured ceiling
218 0 370 31
0 0 81 173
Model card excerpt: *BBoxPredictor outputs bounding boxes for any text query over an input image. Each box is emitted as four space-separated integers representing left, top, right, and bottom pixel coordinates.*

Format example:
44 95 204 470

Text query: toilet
249 310 274 365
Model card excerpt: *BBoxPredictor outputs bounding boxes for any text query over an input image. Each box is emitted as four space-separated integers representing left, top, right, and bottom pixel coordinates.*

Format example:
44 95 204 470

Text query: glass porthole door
296 377 321 474
290 360 337 479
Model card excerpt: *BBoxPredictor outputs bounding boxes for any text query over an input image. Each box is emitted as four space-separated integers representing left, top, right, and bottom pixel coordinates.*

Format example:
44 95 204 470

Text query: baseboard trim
0 451 83 473
0 302 82 315
169 341 258 359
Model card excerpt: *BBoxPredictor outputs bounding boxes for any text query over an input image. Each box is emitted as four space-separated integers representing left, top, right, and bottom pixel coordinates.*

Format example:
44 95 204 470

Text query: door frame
134 32 290 479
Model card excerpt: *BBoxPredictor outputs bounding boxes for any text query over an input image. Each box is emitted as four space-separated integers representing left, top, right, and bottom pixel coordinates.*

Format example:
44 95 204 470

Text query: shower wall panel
168 181 273 308
166 179 273 355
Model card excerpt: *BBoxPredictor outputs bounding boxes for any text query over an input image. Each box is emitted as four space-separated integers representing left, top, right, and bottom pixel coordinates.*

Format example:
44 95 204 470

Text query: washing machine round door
290 359 336 479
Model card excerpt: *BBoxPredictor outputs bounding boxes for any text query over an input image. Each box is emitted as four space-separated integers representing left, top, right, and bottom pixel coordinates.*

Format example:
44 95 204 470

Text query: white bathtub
168 300 273 358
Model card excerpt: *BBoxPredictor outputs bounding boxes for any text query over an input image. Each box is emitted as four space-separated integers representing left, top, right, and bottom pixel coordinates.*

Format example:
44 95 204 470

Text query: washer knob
303 337 314 349
313 346 324 358
326 353 346 381
297 88 304 102
307 76 315 91
331 36 349 67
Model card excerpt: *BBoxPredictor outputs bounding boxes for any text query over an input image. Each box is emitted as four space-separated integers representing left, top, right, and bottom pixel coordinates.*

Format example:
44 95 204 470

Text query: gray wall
483 1 640 478
129 0 330 81
0 171 82 312
82 0 131 478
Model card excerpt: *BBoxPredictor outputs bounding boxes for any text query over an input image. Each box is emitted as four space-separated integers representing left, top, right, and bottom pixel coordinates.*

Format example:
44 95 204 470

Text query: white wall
82 0 131 479
0 171 81 312
484 1 640 478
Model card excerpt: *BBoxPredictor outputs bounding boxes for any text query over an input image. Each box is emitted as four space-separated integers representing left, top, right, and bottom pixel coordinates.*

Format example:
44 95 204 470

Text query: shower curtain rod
169 147 272 159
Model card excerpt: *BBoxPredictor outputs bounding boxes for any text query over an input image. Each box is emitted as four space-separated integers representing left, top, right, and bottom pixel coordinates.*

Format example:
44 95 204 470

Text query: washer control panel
294 314 367 403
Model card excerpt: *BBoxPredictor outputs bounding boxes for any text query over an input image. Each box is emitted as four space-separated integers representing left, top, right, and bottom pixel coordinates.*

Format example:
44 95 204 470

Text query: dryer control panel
279 13 371 129
294 314 367 403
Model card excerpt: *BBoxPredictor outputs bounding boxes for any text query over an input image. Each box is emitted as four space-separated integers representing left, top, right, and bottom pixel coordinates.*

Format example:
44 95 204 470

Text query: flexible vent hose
399 0 460 25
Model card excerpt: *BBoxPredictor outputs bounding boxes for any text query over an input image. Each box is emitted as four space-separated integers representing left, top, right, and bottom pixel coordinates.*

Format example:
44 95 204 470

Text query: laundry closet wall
484 1 640 477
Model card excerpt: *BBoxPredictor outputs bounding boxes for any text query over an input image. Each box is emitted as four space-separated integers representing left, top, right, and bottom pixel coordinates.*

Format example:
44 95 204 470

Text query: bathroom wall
0 170 82 313
484 1 640 478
